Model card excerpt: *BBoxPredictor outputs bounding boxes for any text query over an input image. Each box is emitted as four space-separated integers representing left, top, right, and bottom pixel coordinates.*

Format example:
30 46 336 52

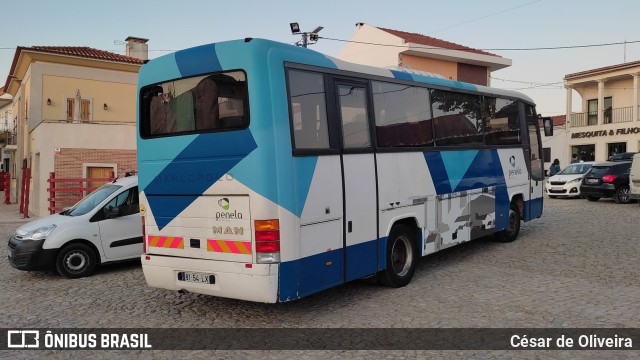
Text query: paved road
1 198 639 359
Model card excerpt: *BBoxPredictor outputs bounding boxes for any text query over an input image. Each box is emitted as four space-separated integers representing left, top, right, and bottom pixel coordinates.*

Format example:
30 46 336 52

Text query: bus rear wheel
378 224 417 288
495 204 521 242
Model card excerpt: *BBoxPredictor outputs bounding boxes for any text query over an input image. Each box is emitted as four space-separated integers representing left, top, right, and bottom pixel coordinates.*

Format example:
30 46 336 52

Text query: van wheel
378 224 417 287
585 196 600 202
496 204 520 242
56 243 97 279
614 186 631 204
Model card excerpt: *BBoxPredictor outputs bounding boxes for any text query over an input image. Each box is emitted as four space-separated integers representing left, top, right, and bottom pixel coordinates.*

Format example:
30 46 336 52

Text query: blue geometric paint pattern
144 130 257 229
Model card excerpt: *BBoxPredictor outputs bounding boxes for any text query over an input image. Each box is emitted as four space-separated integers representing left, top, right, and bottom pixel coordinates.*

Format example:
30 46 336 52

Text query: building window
543 147 551 162
607 142 626 160
603 97 612 124
66 98 92 122
571 145 595 162
587 97 612 125
587 99 597 125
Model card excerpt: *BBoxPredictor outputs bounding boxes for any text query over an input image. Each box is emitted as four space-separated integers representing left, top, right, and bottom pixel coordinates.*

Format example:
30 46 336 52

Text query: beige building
3 38 146 216
339 23 512 86
565 61 640 163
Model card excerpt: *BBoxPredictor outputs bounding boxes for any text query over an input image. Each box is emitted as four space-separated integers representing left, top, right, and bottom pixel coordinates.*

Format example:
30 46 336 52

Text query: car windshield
64 184 121 217
558 163 592 175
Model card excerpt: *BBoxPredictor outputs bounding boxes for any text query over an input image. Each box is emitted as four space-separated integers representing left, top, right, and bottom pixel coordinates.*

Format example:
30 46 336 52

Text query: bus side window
287 70 330 150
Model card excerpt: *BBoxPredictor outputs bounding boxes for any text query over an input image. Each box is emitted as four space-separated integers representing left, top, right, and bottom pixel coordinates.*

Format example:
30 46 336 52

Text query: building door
87 166 114 191
335 81 378 282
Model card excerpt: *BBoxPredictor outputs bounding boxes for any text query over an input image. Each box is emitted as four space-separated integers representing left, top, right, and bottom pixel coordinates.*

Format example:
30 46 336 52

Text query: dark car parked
580 161 633 203
608 152 638 161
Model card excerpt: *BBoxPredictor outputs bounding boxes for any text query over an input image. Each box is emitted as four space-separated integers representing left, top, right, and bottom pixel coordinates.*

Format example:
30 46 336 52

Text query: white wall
542 126 568 173
339 24 404 68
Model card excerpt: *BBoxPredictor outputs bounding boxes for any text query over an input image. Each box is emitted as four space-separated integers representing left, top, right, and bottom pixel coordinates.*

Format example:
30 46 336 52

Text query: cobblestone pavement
1 198 639 359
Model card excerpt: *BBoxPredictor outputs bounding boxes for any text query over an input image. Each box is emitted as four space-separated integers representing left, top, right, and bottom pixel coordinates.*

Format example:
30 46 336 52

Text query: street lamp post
290 23 323 48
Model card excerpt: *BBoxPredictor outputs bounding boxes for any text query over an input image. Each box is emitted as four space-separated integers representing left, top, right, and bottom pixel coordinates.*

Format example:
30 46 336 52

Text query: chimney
125 36 149 61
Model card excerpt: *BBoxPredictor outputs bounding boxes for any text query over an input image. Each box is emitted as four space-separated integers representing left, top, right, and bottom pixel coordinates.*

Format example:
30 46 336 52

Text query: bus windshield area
140 71 249 137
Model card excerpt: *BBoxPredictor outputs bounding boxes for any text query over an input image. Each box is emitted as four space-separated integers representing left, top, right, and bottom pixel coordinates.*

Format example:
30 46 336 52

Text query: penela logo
218 198 230 211
508 155 523 178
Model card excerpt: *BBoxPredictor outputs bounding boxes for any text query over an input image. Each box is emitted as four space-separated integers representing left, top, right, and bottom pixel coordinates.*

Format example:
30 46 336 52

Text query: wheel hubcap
64 251 88 273
391 235 413 277
620 189 630 202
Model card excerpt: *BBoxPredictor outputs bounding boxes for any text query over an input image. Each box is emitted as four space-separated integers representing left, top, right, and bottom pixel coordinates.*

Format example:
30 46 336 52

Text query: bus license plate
177 271 215 284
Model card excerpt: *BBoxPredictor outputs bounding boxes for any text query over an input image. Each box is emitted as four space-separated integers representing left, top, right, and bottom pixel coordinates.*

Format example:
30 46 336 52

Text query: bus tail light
602 175 617 183
141 215 147 254
255 219 280 264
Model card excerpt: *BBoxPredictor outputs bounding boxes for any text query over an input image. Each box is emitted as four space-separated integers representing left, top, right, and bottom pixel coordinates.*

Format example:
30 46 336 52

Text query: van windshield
64 184 121 217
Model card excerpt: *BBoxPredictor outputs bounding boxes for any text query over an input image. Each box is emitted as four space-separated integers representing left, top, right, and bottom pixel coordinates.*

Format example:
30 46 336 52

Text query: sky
2 0 640 116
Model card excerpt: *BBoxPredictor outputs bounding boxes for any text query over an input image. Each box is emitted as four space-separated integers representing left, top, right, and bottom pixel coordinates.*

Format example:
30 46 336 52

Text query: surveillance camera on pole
289 22 323 48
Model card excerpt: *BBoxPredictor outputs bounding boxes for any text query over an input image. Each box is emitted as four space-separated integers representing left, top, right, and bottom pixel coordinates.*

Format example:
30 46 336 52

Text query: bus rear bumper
141 254 279 303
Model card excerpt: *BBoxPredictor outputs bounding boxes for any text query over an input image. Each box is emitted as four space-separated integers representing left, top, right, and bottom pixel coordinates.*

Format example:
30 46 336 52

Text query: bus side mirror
542 117 553 137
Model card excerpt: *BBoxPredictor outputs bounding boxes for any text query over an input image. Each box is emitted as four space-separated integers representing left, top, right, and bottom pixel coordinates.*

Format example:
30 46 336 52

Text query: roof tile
27 46 144 65
565 60 640 79
377 27 500 58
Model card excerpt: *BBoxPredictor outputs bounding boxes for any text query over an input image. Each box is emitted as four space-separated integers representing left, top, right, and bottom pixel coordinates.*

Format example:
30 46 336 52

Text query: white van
7 176 141 278
630 153 640 202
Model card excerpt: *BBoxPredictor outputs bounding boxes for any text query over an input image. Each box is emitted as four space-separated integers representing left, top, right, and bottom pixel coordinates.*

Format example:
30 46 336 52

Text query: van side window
100 187 140 219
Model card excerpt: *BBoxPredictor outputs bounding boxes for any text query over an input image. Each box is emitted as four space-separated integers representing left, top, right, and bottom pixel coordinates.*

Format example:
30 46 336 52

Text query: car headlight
19 224 57 240
567 178 582 184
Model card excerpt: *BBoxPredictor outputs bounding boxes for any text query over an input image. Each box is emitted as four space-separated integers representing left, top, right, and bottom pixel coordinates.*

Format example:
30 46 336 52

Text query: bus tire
55 243 97 279
495 204 520 243
378 224 417 288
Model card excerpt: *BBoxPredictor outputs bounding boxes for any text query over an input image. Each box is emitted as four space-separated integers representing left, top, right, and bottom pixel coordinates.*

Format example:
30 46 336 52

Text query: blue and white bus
137 38 545 303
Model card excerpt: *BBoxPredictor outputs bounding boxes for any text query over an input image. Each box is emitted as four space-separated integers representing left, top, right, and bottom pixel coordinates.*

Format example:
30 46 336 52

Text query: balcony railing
1 131 17 145
570 112 597 127
570 106 638 127
603 106 634 124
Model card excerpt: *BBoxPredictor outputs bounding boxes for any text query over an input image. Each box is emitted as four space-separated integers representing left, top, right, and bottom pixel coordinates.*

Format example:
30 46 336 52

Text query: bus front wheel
495 204 521 242
378 224 417 288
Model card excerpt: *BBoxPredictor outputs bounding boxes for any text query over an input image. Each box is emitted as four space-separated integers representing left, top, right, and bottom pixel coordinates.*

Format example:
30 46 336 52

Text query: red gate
47 171 115 214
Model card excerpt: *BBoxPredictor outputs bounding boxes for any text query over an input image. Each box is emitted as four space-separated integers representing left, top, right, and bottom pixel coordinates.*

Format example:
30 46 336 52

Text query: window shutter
67 99 74 120
81 99 90 121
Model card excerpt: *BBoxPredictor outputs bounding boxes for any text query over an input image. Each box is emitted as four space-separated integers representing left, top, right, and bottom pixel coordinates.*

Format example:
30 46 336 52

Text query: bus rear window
140 71 249 137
